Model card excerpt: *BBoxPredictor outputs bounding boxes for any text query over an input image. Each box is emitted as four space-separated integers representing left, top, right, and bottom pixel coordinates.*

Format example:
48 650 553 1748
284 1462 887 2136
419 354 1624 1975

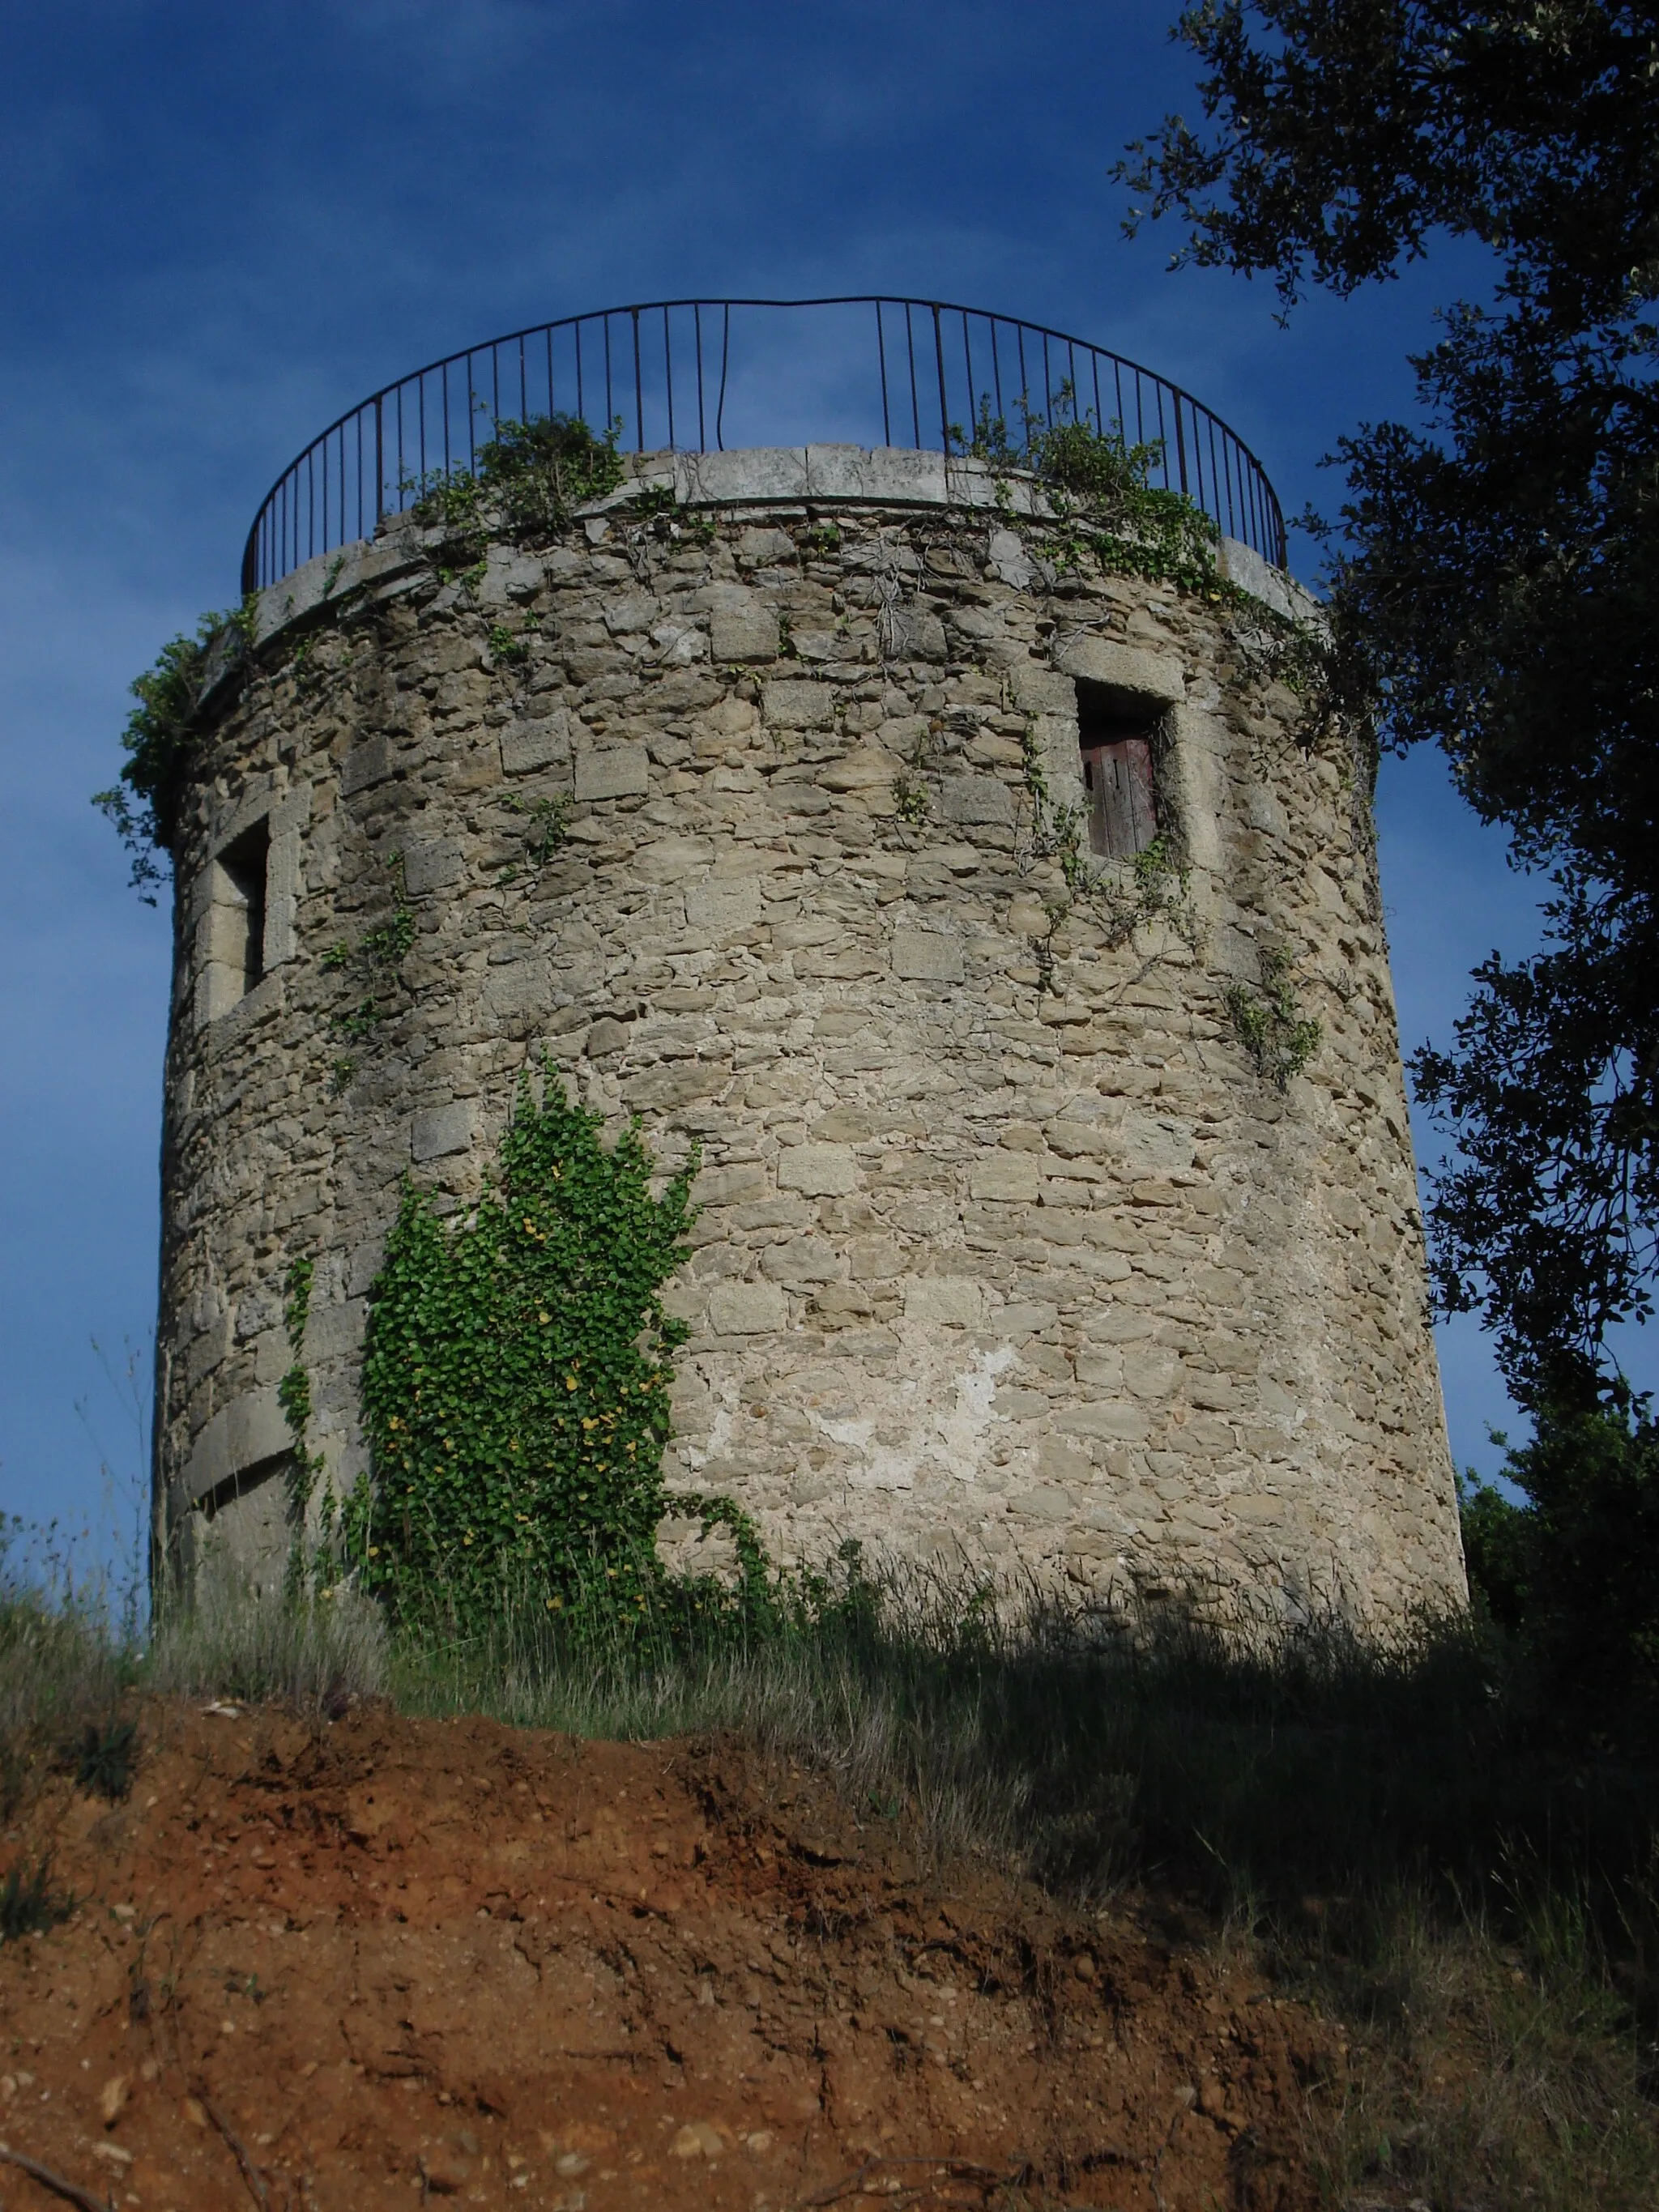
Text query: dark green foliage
0 1856 73 1942
1121 4 1659 1402
344 1066 699 1626
411 411 625 549
1412 877 1659 1404
1461 1402 1659 1731
953 384 1222 593
70 1717 137 1802
1119 2 1659 322
94 604 253 896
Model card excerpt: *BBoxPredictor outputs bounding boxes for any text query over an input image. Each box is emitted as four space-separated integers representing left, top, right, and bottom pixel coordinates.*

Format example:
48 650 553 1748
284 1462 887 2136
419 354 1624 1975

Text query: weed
891 771 932 829
1226 947 1322 1088
0 1857 73 1943
69 1718 137 1802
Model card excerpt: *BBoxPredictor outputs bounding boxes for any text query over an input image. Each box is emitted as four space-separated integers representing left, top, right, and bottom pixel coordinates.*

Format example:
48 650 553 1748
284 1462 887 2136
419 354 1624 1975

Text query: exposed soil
0 1703 1341 2210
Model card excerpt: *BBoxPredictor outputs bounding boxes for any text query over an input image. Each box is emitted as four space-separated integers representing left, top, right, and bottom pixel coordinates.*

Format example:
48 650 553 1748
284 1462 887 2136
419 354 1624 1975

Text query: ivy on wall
339 1066 700 1628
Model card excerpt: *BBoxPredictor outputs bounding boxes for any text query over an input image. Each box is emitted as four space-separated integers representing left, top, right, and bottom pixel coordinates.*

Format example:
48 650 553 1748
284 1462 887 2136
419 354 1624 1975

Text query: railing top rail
241 295 1287 593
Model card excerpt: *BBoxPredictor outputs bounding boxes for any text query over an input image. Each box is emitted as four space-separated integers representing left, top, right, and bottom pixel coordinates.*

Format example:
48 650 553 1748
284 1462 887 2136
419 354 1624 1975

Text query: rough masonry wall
156 466 1465 1617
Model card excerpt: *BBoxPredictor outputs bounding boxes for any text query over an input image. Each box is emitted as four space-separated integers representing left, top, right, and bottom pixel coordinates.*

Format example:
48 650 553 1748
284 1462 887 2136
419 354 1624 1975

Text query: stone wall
155 448 1465 1618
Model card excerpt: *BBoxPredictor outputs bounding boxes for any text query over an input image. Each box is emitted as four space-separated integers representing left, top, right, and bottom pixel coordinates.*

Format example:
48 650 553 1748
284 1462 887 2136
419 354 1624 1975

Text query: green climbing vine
1225 948 1322 1089
339 1065 705 1630
322 850 416 1081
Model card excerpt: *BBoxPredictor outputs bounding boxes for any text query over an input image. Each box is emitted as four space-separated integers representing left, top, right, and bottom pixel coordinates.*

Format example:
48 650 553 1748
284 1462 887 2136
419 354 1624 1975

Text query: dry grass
3 1545 1657 2206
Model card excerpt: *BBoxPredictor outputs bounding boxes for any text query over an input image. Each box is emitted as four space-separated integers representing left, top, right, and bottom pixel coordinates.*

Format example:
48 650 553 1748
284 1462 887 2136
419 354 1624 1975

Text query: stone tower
153 300 1465 1617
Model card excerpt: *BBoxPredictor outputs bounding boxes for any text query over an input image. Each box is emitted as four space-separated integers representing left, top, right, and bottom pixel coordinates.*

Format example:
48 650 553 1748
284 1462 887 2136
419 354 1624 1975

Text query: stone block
574 744 650 801
401 837 464 896
685 877 762 935
969 1155 1039 1203
1058 1401 1153 1443
820 744 902 791
761 680 835 729
1052 635 1185 706
707 1282 789 1336
501 711 571 775
777 1144 858 1196
696 1161 768 1207
412 1102 476 1161
484 961 554 1020
186 1387 290 1505
891 930 964 983
710 595 780 663
883 606 948 662
761 1237 843 1285
903 1277 985 1327
937 774 1015 827
341 734 389 795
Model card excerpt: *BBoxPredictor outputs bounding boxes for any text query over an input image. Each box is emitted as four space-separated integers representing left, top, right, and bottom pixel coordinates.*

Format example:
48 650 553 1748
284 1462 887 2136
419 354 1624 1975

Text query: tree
1120 2 1659 1409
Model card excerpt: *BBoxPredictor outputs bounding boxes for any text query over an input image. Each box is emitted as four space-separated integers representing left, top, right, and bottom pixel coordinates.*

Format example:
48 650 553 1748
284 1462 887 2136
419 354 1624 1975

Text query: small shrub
0 1856 73 1942
70 1718 137 1802
410 412 626 547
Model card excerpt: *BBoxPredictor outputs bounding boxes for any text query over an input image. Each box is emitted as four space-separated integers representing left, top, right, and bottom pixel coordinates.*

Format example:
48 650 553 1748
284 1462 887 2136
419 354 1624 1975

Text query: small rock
100 2072 130 2127
671 2120 724 2159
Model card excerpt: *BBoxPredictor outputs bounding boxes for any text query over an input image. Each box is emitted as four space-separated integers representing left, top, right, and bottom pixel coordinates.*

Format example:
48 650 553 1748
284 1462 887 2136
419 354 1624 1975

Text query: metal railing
241 296 1286 593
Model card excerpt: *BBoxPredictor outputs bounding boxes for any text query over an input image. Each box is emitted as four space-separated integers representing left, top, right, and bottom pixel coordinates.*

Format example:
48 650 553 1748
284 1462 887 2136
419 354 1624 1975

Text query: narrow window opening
1077 680 1159 860
215 819 271 999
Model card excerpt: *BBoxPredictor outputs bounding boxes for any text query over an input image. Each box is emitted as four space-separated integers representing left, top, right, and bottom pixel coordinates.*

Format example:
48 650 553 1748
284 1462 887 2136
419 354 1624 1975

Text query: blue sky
0 0 1602 1569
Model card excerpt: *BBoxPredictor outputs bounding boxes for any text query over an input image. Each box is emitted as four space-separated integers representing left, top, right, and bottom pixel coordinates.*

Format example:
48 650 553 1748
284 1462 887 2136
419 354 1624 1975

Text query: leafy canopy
1123 2 1659 1409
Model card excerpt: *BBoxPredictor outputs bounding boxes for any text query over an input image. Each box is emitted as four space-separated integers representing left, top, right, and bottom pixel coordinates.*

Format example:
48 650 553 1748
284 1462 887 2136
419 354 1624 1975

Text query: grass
2 1541 1657 2206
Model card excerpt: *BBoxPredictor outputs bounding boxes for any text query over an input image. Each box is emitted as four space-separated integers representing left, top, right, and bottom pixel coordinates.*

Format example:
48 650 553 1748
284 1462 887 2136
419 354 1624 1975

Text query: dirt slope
0 1703 1338 2210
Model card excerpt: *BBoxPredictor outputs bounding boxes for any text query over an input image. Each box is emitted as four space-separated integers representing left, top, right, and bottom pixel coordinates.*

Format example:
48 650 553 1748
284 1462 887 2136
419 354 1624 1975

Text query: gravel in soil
0 1703 1341 2209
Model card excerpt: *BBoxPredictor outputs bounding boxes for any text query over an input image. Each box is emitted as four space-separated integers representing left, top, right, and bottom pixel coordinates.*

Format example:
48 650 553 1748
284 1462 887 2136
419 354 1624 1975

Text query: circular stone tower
152 299 1465 1617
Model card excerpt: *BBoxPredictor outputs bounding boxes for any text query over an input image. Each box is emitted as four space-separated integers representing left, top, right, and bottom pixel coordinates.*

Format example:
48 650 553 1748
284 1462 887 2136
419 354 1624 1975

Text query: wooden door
1081 736 1157 859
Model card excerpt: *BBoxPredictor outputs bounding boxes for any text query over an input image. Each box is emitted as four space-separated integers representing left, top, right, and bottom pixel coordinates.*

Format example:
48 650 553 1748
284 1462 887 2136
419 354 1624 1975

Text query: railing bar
632 307 643 451
961 309 974 448
1041 332 1052 424
663 303 674 451
604 315 614 440
876 301 890 446
1016 326 1029 447
576 318 585 424
931 304 949 452
518 335 527 424
716 302 731 450
1175 393 1189 497
911 300 924 446
695 302 706 450
991 318 1004 426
